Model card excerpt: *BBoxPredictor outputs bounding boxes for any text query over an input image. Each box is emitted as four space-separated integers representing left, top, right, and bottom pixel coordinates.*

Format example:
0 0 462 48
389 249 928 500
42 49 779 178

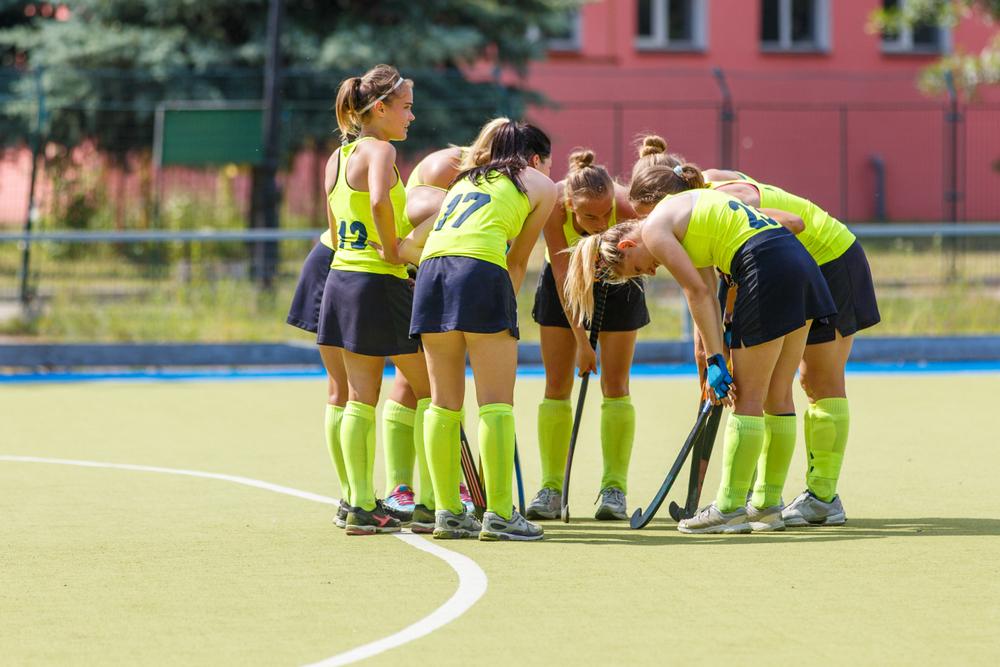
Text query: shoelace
538 488 558 505
594 488 625 506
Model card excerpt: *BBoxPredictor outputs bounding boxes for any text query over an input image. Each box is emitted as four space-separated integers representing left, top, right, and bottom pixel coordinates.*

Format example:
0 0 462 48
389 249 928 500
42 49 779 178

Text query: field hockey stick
561 281 609 523
630 398 714 530
459 425 487 519
668 403 723 521
514 438 526 516
668 280 735 521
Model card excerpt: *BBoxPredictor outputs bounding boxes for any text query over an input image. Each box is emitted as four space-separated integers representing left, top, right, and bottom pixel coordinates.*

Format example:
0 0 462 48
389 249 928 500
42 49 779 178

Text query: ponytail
456 121 551 194
563 235 602 326
459 116 511 171
562 221 640 325
335 77 364 142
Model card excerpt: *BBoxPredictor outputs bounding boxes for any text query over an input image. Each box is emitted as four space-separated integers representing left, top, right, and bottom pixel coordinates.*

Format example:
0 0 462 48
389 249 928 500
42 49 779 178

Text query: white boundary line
0 455 488 666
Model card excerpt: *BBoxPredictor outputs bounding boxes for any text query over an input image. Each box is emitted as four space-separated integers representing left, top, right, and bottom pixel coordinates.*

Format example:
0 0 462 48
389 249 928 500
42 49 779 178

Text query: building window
547 9 583 52
635 0 707 51
760 0 830 53
881 0 949 54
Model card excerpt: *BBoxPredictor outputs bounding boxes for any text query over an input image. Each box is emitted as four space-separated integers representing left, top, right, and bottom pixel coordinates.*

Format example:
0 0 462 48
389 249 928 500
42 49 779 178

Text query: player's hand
576 344 598 377
705 353 735 407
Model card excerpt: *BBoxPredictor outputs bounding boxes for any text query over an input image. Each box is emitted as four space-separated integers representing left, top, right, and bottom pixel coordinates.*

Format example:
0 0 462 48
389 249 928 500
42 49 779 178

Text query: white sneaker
746 503 785 532
594 487 628 521
782 490 846 526
432 509 482 540
479 510 544 541
678 503 751 534
525 487 561 520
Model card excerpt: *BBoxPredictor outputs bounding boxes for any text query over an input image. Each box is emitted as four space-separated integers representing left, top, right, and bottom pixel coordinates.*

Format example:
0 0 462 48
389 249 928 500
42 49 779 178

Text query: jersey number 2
434 192 492 231
338 220 368 250
728 200 778 230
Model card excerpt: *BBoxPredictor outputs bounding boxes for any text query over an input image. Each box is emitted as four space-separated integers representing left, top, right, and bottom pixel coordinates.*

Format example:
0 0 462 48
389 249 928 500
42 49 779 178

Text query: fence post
251 0 284 290
18 66 46 313
944 71 961 280
712 67 734 168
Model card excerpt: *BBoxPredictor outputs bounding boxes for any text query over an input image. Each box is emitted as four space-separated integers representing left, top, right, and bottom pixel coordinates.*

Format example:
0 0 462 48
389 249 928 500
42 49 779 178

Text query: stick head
629 508 645 529
561 506 569 523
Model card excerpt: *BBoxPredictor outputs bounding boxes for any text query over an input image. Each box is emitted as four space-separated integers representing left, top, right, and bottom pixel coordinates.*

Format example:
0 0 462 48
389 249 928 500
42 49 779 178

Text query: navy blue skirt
808 240 881 345
410 255 519 339
532 261 650 331
316 269 420 356
286 240 333 334
728 228 837 348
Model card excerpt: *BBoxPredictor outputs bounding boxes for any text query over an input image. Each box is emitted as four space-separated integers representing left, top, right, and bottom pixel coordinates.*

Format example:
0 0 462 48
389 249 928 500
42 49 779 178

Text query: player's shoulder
419 147 463 186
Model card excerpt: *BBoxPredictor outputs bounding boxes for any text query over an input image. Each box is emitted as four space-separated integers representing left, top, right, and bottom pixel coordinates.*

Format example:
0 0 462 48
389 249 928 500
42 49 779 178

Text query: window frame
759 0 831 54
880 0 951 55
547 8 583 52
634 0 708 53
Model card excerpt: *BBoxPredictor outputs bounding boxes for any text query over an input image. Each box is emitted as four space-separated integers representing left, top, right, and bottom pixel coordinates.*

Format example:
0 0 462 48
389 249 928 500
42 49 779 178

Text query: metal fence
1 225 998 344
2 66 999 234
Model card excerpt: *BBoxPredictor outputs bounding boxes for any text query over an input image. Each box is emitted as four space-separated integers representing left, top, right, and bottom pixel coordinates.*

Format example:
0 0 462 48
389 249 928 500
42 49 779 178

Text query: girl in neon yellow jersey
701 168 879 527
566 162 835 535
632 136 878 529
527 149 647 521
410 121 557 541
315 64 428 536
380 117 512 531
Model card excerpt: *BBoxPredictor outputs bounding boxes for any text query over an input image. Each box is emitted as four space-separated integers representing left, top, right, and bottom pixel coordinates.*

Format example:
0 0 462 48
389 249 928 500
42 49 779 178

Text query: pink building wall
520 0 1000 221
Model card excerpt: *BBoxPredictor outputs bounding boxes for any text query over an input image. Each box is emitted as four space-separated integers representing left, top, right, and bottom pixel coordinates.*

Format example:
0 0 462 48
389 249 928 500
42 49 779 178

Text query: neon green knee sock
340 401 376 511
412 397 435 509
537 398 572 492
381 399 415 495
715 414 766 512
479 403 516 520
751 413 797 508
324 404 350 501
601 396 635 493
805 398 850 502
425 404 463 515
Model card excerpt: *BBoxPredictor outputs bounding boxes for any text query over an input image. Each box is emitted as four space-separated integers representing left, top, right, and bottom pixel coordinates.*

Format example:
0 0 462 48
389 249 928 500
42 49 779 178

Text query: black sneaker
345 500 401 535
410 503 436 534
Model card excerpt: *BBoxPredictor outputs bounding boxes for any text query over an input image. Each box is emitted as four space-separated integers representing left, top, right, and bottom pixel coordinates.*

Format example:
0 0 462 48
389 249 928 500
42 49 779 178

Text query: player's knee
601 377 629 399
544 377 574 400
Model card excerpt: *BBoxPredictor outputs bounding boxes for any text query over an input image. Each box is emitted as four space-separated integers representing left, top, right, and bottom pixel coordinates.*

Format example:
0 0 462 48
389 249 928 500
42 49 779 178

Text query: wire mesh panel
1 226 998 343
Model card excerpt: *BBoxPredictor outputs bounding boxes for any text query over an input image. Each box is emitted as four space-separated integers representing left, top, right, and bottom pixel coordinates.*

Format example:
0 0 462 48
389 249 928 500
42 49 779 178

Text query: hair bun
639 135 668 158
568 149 595 171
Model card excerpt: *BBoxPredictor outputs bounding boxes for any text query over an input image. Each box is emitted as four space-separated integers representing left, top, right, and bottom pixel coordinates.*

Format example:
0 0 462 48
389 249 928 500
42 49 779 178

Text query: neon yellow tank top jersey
420 171 531 270
319 229 334 250
678 189 784 275
544 199 618 263
708 179 855 266
328 138 410 279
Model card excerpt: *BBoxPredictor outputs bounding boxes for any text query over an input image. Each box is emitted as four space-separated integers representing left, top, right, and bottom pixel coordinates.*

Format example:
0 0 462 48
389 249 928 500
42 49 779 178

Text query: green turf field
4 373 999 665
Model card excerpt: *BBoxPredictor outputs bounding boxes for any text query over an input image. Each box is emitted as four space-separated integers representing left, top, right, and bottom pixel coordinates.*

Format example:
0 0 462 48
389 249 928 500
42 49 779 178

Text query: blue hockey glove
705 353 733 400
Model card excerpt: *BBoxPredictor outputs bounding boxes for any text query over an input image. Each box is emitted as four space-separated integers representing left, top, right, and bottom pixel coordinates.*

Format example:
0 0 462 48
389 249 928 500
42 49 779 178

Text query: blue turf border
3 360 999 384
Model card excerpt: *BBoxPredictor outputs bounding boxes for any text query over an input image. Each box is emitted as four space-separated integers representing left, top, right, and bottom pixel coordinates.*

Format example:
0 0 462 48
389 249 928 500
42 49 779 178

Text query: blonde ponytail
458 116 511 171
562 221 641 324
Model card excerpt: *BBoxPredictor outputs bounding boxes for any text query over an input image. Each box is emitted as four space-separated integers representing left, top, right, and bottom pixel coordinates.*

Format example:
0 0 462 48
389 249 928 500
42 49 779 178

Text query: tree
0 0 585 156
870 0 1000 97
